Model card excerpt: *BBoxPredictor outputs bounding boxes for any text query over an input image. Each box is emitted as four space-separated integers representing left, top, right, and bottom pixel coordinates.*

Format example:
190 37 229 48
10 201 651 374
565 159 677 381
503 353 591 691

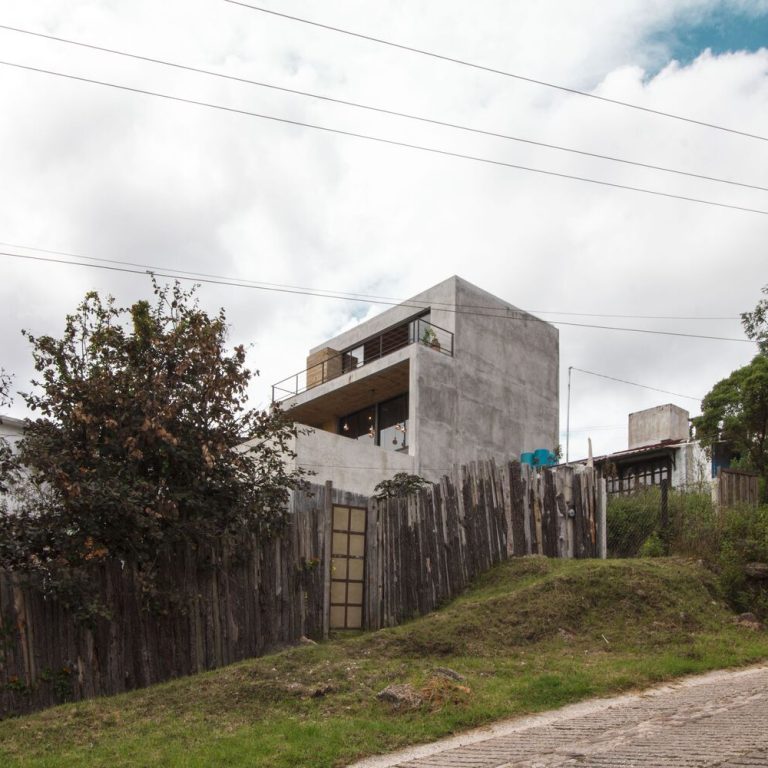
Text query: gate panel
330 504 366 629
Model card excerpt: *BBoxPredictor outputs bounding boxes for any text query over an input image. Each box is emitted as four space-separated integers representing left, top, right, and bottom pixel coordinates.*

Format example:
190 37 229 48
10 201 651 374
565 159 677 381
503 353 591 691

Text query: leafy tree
0 281 304 605
742 284 768 354
692 355 768 499
0 370 9 405
0 369 17 494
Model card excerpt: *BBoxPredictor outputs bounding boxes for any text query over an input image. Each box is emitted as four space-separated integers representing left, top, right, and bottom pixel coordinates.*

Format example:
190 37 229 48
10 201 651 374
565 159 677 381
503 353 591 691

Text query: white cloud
0 0 765 462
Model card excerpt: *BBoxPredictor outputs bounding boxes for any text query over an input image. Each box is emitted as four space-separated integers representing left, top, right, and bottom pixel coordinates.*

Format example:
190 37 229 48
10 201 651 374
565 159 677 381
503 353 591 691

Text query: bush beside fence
606 484 768 619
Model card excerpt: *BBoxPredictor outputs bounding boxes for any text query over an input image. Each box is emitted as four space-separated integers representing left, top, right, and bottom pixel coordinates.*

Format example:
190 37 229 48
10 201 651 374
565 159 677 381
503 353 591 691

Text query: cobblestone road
352 666 768 768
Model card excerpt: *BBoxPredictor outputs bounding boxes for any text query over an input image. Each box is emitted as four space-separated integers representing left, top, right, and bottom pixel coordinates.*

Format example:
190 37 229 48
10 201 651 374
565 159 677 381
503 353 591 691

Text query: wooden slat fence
0 462 601 717
716 467 760 507
0 482 355 718
365 460 605 629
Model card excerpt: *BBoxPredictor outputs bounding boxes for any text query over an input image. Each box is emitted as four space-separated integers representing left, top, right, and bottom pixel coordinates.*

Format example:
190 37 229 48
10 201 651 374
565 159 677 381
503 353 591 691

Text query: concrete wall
290 427 414 496
410 344 459 479
457 279 558 462
410 279 558 474
672 441 712 489
628 404 689 449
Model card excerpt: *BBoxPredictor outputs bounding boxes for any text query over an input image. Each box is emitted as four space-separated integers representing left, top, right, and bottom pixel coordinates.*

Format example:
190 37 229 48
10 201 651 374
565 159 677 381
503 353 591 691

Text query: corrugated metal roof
572 439 691 466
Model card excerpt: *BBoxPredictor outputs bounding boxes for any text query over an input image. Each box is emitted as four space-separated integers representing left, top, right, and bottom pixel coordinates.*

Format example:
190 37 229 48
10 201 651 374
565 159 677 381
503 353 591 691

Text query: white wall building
0 415 25 452
584 404 713 494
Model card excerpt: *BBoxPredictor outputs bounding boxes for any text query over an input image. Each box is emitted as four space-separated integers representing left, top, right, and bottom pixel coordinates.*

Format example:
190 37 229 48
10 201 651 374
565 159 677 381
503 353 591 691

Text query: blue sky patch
652 5 768 67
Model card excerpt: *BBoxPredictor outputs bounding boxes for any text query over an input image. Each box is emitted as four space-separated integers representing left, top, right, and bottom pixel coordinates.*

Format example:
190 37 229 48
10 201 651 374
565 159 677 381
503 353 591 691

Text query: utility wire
224 0 768 143
2 60 767 217
561 425 626 433
0 241 740 322
0 249 755 344
570 367 702 400
2 24 766 194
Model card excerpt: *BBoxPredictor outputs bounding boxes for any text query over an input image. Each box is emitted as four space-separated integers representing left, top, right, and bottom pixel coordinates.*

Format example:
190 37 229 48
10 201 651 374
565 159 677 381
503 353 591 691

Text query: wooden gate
329 503 367 629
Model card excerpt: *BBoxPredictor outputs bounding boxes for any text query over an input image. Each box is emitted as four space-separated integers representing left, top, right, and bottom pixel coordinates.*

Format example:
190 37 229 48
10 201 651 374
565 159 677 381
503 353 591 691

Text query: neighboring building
0 415 25 512
0 415 25 452
268 276 559 494
581 404 717 494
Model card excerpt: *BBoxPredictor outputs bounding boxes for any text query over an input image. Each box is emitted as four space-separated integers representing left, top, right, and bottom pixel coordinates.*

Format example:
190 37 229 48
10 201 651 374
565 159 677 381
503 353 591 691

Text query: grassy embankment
1 557 767 767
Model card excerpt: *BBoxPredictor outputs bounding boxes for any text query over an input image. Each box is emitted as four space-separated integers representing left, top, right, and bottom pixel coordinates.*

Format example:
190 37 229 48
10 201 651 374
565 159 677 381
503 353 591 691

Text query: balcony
271 317 454 403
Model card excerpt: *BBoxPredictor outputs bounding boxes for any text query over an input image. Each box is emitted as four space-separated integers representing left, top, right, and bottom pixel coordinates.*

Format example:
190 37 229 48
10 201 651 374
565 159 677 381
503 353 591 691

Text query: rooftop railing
271 317 454 403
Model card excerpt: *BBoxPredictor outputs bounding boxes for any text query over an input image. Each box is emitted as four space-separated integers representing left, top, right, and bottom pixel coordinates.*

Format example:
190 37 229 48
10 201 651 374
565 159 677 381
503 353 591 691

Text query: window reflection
339 405 376 442
338 394 408 451
378 394 408 452
342 345 365 373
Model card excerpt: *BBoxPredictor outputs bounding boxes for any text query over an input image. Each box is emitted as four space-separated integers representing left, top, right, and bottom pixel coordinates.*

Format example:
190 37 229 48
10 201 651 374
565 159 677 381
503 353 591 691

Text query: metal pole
566 366 572 464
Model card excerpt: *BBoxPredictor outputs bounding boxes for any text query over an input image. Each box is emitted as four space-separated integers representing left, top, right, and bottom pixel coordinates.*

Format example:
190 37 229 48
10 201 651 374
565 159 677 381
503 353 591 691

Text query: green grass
1 557 767 767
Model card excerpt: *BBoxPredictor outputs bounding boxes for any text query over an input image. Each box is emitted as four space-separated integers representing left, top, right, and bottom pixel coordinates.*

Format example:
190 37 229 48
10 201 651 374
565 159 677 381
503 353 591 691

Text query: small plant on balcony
420 326 441 351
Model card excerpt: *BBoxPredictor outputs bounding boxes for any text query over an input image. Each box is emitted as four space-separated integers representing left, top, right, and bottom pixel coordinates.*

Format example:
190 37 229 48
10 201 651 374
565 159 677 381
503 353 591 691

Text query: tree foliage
692 355 768 483
742 284 768 354
692 287 768 501
0 369 16 494
0 281 305 606
374 472 430 499
0 370 10 406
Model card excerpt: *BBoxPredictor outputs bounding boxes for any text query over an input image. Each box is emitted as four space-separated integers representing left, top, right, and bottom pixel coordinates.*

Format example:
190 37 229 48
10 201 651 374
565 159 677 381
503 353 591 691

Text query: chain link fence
605 479 768 618
606 480 719 559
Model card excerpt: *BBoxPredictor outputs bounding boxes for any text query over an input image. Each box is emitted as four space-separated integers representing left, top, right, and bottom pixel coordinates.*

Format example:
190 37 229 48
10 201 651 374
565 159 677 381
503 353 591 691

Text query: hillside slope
1 557 766 768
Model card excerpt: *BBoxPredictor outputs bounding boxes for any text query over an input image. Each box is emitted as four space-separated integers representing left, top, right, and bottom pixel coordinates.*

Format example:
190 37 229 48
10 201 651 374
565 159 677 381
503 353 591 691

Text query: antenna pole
566 366 573 464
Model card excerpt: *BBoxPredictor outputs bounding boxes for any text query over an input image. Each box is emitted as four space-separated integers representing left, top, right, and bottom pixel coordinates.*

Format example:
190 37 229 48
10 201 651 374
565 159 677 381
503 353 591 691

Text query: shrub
606 489 660 557
606 487 716 559
608 486 768 618
715 504 768 616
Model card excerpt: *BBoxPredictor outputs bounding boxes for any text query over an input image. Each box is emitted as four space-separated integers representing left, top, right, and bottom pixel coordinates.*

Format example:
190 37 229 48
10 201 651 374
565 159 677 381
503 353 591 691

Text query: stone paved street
352 666 768 768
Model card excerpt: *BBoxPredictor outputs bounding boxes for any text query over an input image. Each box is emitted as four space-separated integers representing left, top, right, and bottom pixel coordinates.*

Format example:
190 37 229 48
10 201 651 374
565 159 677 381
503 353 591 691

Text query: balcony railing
271 317 454 403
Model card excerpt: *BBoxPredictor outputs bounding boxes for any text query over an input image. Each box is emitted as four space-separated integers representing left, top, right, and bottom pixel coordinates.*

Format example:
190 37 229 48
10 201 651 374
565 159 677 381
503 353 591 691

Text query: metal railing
271 317 454 403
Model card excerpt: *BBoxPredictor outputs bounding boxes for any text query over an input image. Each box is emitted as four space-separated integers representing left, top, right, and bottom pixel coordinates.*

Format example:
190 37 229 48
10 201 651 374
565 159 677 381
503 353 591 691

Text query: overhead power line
2 24 766 194
0 241 740 321
2 60 768 217
224 0 768 143
560 425 625 433
570 367 702 401
0 249 755 344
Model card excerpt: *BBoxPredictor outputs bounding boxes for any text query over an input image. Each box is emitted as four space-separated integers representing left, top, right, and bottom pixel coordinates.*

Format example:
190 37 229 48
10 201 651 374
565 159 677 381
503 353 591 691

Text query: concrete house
270 276 559 494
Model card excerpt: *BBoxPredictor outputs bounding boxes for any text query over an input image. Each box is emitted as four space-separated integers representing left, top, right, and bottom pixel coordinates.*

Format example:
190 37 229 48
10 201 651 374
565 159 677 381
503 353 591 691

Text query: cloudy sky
0 0 766 460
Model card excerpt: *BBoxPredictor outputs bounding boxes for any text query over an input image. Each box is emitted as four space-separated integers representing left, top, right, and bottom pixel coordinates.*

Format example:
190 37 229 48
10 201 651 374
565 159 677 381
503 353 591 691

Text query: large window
378 394 408 452
341 344 365 373
340 313 430 374
339 404 376 443
339 394 409 452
